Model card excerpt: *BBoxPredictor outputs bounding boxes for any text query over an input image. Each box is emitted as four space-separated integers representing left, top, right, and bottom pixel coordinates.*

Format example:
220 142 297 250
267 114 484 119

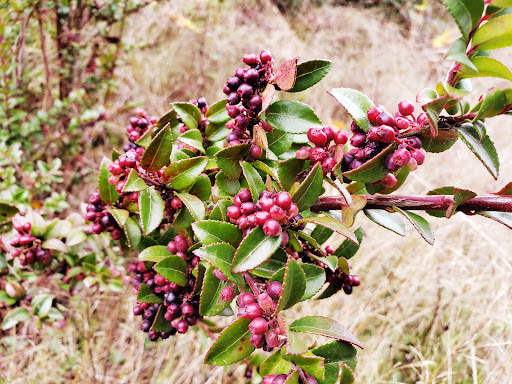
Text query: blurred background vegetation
1 0 511 383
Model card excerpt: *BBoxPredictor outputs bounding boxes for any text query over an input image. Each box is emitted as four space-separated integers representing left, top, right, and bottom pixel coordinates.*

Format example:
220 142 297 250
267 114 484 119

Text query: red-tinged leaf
343 143 396 183
107 207 129 228
340 195 367 227
123 169 148 193
137 283 163 304
422 96 448 137
232 227 282 273
178 129 205 153
140 126 173 172
477 211 512 229
192 263 206 295
199 266 232 316
192 220 243 247
274 57 298 91
444 188 477 218
289 59 333 93
457 123 499 180
393 207 435 245
301 264 326 301
284 370 300 384
204 317 254 365
206 99 230 124
139 186 165 235
420 129 459 153
124 217 142 250
241 161 265 202
364 209 405 236
312 340 358 375
294 230 325 256
171 102 201 130
99 157 120 205
216 171 240 196
299 216 358 245
461 57 512 82
260 349 293 376
281 350 325 380
436 81 471 100
193 243 246 286
334 227 363 260
292 163 323 212
495 182 512 195
154 256 187 286
259 83 276 116
289 316 363 349
472 88 507 121
445 37 478 73
163 157 208 190
215 144 250 179
472 14 512 51
175 192 205 221
442 0 484 41
273 258 307 315
139 245 171 262
189 174 212 201
328 88 375 132
267 129 293 157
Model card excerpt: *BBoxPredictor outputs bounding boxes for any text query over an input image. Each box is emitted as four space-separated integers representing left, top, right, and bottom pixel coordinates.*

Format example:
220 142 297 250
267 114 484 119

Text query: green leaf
200 266 232 316
189 174 212 201
442 0 484 41
495 182 512 195
31 294 54 317
163 157 208 190
334 227 363 260
136 127 154 148
241 161 265 202
445 37 478 72
192 220 242 247
457 123 500 179
99 157 119 205
489 0 512 6
289 60 333 93
42 238 68 253
260 349 293 376
175 192 205 221
108 280 124 293
461 57 512 82
204 317 254 365
274 57 298 91
232 227 282 273
312 341 357 384
137 283 163 304
139 245 171 262
281 351 325 380
215 144 250 179
154 256 187 286
478 211 512 229
178 129 205 153
472 14 512 51
420 130 459 153
172 102 201 130
343 143 396 183
123 169 148 193
290 316 363 349
422 96 448 137
206 99 230 124
436 81 471 100
193 243 246 286
107 207 129 227
364 209 405 236
139 186 165 235
393 207 435 245
140 126 173 172
216 171 240 195
278 158 304 191
2 307 32 330
299 216 358 245
274 258 307 314
328 88 375 132
295 230 325 256
252 257 287 279
472 88 507 121
124 217 142 249
156 109 178 130
0 201 18 217
292 163 323 211
266 100 323 135
268 129 293 156
66 229 87 247
151 305 173 332
310 225 333 245
301 264 326 301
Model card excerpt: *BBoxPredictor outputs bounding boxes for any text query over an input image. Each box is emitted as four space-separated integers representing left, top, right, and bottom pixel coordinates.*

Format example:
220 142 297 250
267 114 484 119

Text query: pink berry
181 302 195 316
307 127 328 147
176 319 189 334
367 106 383 124
350 133 367 148
257 293 273 311
249 317 268 335
325 245 334 254
255 211 271 226
170 197 182 210
220 286 235 302
274 192 292 210
395 117 410 130
263 219 282 237
238 188 252 202
334 130 348 145
411 148 425 165
417 112 428 126
227 205 242 220
260 50 273 64
310 147 326 163
167 241 177 254
385 148 411 172
237 215 249 230
174 235 188 252
250 334 265 348
322 126 335 142
287 203 299 218
398 99 415 116
250 145 263 159
259 196 274 212
244 302 264 320
265 329 281 348
241 202 256 215
376 112 395 126
296 146 311 160
267 281 283 299
270 206 286 221
381 173 398 188
237 292 256 306
243 53 259 66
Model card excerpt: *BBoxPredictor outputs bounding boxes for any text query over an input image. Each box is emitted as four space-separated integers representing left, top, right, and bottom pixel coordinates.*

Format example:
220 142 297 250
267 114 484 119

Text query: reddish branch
311 194 512 213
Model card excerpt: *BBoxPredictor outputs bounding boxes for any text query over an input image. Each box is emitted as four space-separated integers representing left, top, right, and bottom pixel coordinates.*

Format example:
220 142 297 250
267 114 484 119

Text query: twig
37 6 53 110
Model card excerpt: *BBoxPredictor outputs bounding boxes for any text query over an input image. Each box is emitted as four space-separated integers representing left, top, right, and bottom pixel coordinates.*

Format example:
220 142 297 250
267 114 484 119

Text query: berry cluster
296 126 348 176
261 372 318 384
84 191 123 239
234 282 286 351
226 189 300 238
224 51 274 156
125 108 156 147
341 99 426 187
9 219 53 266
130 234 200 341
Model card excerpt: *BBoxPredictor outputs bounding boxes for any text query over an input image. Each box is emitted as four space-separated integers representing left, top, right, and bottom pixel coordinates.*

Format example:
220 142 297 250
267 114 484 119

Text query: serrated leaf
260 349 293 376
136 127 154 148
301 264 326 301
151 305 173 332
274 57 298 91
445 37 478 72
175 192 205 221
204 317 254 365
139 245 171 262
292 163 323 211
281 351 325 380
312 341 357 384
290 316 363 349
252 257 287 279
215 144 250 179
260 84 277 116
200 266 232 316
334 227 363 260
99 157 119 205
420 129 459 153
472 14 512 51
436 81 471 99
328 88 375 132
393 207 435 245
216 171 240 195
172 102 201 130
268 129 293 156
289 59 333 93
2 307 32 330
232 227 282 273
139 187 165 235
193 243 246 286
442 0 484 41
140 127 173 172
206 99 230 124
461 57 512 82
495 182 512 195
124 217 142 249
457 123 499 179
364 209 405 236
422 96 449 137
31 294 54 317
189 174 212 200
478 211 512 229
123 169 148 193
343 143 396 183
274 258 307 315
107 207 129 227
137 283 163 304
163 157 208 190
278 158 304 191
192 220 242 247
154 256 187 286
178 129 205 153
472 88 507 121
266 100 323 135
295 230 325 256
241 161 265 202
299 216 358 245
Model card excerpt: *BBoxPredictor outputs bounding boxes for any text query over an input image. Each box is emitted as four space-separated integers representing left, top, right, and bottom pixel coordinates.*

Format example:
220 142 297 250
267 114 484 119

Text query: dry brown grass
2 1 512 383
